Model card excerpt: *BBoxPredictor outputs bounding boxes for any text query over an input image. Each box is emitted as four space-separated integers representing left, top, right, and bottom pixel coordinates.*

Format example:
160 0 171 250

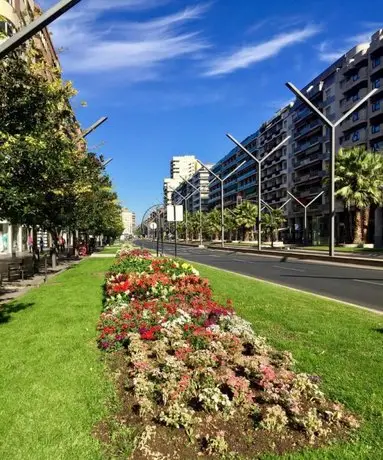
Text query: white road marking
353 279 383 287
272 265 304 272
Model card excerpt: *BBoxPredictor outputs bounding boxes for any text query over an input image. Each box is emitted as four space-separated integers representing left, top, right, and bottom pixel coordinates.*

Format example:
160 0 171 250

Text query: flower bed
96 247 359 459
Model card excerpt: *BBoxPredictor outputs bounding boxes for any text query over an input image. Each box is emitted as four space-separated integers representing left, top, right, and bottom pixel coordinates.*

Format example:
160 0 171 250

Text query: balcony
341 110 368 131
370 31 383 53
370 100 383 118
371 56 383 75
294 153 324 170
294 119 322 141
294 170 324 185
237 168 256 182
370 124 383 139
238 178 256 192
341 130 367 148
342 67 368 92
294 136 323 155
341 88 368 112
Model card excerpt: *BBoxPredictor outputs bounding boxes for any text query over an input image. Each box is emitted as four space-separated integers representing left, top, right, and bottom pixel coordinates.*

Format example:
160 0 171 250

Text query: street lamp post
76 117 108 142
285 82 377 256
287 190 324 244
196 160 246 247
180 176 203 246
169 186 193 243
226 134 290 251
0 0 82 59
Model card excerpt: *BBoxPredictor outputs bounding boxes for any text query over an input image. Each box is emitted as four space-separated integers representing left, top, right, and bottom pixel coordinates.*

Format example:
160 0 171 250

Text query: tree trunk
362 207 370 244
244 229 250 241
353 209 363 244
32 226 39 273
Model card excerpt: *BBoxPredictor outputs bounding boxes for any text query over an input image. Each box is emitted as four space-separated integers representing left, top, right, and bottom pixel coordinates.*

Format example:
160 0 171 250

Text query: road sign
149 222 157 230
166 205 183 222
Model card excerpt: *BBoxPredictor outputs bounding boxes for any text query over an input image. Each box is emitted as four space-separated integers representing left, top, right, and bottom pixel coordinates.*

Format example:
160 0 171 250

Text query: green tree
333 147 383 244
224 209 238 241
235 201 258 241
262 209 286 246
206 209 221 240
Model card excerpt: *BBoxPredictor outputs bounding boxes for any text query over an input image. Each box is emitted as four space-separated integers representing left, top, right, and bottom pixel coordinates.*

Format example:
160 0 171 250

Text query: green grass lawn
192 262 383 459
101 246 120 254
0 258 114 460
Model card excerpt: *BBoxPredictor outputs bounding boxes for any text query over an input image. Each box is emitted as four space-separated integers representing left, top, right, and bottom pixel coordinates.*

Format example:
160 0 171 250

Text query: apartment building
173 164 213 213
163 155 199 205
208 105 290 213
204 29 383 246
121 208 136 236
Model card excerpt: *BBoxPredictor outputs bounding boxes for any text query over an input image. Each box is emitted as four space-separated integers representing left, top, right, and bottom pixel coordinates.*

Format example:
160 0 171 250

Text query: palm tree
206 209 221 241
262 209 286 246
334 147 383 244
235 201 258 241
224 209 238 241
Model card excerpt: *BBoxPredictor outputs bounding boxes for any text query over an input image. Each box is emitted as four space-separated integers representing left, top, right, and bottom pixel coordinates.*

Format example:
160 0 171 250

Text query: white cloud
204 24 320 77
49 3 210 78
317 28 375 63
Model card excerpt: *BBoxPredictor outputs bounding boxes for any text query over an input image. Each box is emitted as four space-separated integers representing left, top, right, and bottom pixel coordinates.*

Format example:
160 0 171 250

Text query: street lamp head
0 0 82 59
76 116 108 142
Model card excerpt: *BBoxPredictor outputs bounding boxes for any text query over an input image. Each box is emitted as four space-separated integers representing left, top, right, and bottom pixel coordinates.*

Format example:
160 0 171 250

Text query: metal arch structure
140 203 165 256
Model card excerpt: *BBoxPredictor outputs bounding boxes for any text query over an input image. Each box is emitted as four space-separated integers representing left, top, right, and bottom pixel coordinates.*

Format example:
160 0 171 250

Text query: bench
7 259 25 281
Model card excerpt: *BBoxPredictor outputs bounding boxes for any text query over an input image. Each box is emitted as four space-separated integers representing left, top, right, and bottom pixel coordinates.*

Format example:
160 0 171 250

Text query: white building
163 155 199 205
121 208 136 236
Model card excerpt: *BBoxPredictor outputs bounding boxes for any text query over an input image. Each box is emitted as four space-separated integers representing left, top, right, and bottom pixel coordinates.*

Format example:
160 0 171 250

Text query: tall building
208 105 290 213
121 208 136 236
173 164 213 213
163 155 199 205
201 29 383 246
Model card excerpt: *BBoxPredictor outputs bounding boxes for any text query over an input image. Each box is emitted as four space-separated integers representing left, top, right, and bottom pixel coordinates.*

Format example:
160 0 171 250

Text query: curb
168 241 383 268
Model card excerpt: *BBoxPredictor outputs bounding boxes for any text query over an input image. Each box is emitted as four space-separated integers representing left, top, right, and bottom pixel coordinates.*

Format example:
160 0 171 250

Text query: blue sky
40 0 382 221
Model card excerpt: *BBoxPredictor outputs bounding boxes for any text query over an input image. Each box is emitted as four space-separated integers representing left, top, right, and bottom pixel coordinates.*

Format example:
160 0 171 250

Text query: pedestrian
39 237 44 253
27 235 33 253
61 236 66 252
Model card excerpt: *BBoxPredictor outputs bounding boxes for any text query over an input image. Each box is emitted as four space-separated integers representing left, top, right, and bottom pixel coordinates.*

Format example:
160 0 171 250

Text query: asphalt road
138 240 383 314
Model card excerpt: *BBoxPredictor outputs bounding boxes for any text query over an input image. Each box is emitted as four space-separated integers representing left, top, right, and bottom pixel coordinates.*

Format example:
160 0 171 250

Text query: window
325 106 331 116
372 141 383 152
325 88 331 98
352 73 359 82
352 131 360 142
372 56 381 68
372 100 381 112
373 78 381 88
352 93 359 102
371 124 381 134
352 111 359 121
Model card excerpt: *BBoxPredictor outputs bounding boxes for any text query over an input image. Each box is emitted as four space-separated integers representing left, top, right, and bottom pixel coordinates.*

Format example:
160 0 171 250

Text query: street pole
180 175 205 247
156 211 160 257
221 181 224 247
287 191 324 244
0 0 82 59
76 117 108 142
197 159 246 248
285 82 377 256
226 134 290 251
257 164 262 250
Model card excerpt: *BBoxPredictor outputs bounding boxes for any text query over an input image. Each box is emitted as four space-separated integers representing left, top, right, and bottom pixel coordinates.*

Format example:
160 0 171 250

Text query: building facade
163 155 199 205
160 30 383 245
172 164 213 213
121 208 136 236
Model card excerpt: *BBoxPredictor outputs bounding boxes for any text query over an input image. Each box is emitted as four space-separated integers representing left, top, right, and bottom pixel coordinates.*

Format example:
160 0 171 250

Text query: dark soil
94 351 350 459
